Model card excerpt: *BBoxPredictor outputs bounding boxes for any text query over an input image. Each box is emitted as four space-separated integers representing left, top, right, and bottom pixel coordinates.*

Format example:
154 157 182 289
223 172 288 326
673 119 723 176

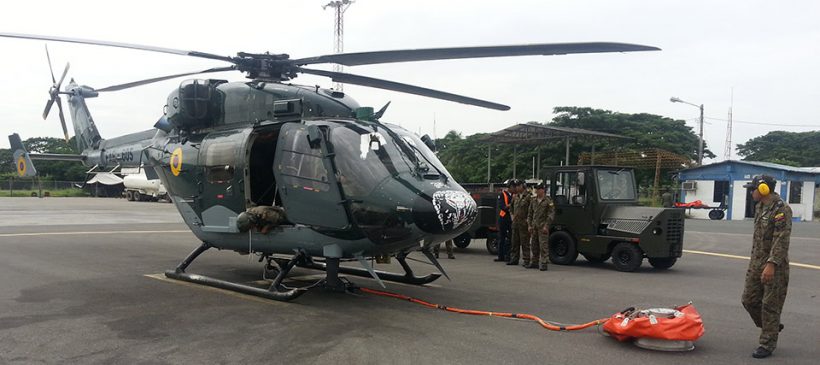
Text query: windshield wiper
372 123 423 174
406 142 448 181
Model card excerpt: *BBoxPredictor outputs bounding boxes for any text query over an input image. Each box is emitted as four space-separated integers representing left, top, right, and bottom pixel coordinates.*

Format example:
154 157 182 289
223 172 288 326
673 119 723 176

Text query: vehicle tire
486 236 498 255
708 209 725 220
583 253 611 264
611 242 644 272
454 233 472 248
549 230 579 265
125 191 133 201
648 257 677 270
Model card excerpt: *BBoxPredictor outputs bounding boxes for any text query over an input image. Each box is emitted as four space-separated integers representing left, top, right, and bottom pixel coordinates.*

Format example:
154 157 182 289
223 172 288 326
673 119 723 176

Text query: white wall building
678 161 819 221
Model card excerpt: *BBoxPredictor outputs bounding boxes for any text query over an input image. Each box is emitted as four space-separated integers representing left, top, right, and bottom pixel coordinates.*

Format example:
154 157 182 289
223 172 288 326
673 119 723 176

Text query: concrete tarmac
0 198 818 364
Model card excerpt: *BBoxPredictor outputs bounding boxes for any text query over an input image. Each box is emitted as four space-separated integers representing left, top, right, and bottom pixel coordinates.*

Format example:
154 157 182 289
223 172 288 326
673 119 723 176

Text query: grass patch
639 197 661 207
3 189 88 197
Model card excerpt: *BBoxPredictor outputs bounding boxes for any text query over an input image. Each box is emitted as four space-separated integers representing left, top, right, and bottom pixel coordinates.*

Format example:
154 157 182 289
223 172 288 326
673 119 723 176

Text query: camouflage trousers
509 224 530 264
529 230 550 267
433 240 454 258
741 264 789 351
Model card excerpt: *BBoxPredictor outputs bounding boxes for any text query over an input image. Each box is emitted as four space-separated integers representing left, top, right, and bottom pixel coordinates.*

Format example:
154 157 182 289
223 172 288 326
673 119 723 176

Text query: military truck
525 166 684 272
453 184 501 251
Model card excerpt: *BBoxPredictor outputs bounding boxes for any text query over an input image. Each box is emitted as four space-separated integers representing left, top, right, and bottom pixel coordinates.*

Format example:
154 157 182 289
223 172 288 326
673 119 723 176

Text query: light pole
670 97 704 166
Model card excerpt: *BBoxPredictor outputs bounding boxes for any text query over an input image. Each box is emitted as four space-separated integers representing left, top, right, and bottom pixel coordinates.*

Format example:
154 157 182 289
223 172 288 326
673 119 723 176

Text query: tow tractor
540 166 685 271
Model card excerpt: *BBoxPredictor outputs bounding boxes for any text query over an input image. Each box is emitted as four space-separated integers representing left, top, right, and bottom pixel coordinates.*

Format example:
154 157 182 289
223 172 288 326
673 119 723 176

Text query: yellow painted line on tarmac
144 273 288 306
687 231 820 242
0 230 190 237
684 249 820 270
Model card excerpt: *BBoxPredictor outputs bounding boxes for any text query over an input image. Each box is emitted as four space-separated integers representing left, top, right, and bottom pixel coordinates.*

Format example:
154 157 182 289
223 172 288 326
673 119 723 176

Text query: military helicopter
2 32 659 301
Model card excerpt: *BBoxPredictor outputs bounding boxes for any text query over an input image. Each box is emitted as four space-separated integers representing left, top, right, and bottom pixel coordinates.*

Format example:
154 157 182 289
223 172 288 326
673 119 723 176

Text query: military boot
752 346 772 359
539 264 548 271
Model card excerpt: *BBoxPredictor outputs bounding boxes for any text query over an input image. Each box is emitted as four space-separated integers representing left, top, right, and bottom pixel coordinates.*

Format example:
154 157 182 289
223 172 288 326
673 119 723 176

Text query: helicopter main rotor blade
299 67 510 111
95 66 236 92
0 32 234 63
294 42 660 66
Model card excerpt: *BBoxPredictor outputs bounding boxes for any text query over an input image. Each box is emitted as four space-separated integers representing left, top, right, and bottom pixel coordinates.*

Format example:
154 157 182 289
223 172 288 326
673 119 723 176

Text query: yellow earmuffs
757 182 770 196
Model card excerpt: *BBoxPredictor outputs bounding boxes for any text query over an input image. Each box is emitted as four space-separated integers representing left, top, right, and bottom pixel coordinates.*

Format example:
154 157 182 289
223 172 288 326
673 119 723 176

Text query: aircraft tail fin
65 80 103 151
9 133 37 177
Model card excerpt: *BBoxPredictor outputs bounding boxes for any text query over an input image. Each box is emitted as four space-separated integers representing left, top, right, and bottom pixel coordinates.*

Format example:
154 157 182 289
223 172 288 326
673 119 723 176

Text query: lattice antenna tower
724 89 734 160
323 0 354 91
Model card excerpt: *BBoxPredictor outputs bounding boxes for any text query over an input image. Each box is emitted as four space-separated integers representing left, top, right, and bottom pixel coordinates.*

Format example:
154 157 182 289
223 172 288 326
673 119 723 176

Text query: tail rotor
43 45 70 142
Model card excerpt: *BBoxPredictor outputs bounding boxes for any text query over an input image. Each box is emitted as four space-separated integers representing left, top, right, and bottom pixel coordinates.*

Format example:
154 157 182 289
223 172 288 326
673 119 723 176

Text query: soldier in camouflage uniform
741 175 791 359
527 182 555 271
433 239 455 259
508 179 532 266
236 206 287 234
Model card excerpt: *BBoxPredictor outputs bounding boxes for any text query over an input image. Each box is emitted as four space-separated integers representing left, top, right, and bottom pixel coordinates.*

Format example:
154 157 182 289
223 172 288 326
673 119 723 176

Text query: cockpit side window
277 127 330 192
203 136 239 184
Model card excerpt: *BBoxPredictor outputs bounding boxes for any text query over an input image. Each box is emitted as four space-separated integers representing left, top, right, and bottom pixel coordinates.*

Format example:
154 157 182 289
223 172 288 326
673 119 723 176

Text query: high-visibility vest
499 191 511 218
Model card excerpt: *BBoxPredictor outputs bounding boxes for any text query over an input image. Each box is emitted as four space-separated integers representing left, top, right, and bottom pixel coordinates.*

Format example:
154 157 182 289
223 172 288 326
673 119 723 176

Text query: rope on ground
359 287 609 332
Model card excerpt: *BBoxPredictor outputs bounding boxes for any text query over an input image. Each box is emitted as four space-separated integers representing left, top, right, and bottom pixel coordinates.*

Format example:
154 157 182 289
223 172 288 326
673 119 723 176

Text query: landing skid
165 243 441 302
164 242 307 302
300 254 442 286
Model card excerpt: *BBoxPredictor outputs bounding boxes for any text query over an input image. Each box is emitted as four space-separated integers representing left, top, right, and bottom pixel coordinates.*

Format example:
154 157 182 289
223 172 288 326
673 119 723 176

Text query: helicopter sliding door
198 129 250 232
274 123 348 229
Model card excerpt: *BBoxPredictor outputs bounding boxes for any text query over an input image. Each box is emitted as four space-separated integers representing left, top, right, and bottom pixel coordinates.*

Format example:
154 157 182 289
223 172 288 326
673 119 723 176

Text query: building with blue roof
677 160 820 221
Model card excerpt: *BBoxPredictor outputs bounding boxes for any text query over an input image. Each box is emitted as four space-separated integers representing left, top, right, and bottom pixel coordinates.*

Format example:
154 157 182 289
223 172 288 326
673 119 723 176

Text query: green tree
736 131 820 166
436 107 711 188
0 148 12 175
1 137 87 181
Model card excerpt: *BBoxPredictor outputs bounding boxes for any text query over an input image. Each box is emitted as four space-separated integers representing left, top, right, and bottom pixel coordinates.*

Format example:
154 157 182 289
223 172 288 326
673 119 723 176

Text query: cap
535 182 546 190
503 179 514 187
743 175 777 190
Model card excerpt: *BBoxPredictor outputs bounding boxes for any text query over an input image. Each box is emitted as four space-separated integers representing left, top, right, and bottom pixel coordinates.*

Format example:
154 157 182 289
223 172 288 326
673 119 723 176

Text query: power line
704 116 820 128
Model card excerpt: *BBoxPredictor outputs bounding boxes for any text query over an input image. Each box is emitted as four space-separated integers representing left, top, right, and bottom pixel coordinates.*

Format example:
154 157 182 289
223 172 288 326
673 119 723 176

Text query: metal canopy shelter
578 148 694 200
480 123 630 181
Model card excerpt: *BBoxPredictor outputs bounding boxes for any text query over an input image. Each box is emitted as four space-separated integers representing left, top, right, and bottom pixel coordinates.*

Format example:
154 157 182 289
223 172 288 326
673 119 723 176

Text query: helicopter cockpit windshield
388 125 451 180
330 123 416 198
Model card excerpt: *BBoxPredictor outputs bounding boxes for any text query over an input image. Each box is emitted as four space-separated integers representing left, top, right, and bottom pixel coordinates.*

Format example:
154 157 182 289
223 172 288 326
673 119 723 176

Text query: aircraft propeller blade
42 98 55 120
55 96 69 142
299 67 510 111
56 62 70 91
95 66 235 92
293 42 661 66
43 62 70 120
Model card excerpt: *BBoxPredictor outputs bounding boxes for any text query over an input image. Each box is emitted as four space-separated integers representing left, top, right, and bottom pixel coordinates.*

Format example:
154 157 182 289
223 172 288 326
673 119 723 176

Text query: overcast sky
1 0 818 164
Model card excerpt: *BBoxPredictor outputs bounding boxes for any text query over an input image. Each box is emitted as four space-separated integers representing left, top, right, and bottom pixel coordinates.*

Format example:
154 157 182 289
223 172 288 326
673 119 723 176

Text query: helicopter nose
413 190 477 235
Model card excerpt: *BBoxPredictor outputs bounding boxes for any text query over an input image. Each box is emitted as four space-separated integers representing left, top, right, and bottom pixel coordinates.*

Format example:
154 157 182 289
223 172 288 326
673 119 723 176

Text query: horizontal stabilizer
8 133 37 177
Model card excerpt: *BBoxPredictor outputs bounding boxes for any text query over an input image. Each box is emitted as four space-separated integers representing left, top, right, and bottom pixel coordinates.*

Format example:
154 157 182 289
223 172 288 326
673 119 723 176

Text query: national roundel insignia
16 156 26 177
170 148 183 176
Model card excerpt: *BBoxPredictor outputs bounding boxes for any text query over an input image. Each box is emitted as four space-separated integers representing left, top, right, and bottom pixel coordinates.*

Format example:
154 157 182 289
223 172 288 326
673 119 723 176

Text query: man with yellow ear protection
741 175 792 359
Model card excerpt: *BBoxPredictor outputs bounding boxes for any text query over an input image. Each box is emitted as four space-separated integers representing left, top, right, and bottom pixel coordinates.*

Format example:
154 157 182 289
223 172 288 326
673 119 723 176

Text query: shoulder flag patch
773 212 786 222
